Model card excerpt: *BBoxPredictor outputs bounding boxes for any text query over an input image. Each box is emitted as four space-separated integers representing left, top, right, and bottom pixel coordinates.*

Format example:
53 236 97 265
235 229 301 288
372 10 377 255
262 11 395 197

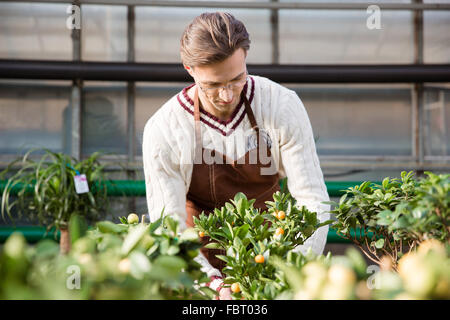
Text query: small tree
1 149 110 254
327 171 449 270
194 191 333 299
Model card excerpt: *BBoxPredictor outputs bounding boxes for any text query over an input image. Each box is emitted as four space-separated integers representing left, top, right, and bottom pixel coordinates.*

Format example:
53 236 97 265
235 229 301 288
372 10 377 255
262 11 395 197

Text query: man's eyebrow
202 72 246 85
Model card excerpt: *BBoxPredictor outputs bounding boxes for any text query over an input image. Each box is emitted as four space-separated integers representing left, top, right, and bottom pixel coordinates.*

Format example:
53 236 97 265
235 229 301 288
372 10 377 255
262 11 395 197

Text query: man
142 12 330 300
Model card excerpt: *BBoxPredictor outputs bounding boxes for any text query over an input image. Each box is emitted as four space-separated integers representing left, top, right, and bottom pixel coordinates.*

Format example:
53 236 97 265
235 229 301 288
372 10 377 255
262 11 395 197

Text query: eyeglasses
197 74 248 95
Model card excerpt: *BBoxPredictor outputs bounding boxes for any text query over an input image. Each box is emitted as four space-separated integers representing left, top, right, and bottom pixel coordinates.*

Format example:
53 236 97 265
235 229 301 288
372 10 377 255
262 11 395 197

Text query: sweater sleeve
142 116 188 230
277 90 331 256
142 114 223 281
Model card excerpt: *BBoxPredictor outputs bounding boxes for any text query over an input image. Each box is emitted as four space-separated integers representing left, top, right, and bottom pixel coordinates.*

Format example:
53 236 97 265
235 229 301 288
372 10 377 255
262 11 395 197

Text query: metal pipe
2 0 450 11
413 0 425 177
70 1 82 161
1 60 450 83
127 5 136 214
270 0 279 64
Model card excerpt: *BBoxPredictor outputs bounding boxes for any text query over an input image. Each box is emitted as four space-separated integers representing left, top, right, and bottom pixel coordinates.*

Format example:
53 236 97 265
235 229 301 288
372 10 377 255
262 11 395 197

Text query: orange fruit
255 254 265 263
275 227 284 236
277 211 286 220
231 283 241 293
198 231 205 238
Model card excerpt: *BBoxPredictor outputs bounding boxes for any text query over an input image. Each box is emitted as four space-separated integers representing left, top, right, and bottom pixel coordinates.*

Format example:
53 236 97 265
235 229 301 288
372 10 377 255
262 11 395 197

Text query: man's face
186 48 248 115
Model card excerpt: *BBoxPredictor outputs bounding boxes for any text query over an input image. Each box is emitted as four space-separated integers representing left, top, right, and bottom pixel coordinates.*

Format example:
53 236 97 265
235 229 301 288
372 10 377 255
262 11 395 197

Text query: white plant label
74 174 89 194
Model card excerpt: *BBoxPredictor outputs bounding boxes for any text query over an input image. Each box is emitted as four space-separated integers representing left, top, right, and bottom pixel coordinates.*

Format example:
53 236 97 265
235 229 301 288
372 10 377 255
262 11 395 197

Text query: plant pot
59 227 71 255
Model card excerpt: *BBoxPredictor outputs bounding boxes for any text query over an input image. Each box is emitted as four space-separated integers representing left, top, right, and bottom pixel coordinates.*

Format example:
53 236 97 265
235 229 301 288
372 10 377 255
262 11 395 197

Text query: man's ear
184 64 194 78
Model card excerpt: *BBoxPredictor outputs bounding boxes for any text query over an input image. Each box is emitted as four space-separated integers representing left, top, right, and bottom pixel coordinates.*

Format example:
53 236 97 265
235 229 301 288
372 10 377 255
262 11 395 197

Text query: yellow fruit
394 293 419 300
418 239 446 257
198 231 205 238
375 271 403 292
302 262 328 298
433 277 450 299
379 255 393 271
77 253 93 265
355 280 372 300
398 253 417 277
277 211 286 220
231 283 241 293
255 254 265 263
320 283 353 300
294 289 312 300
118 258 131 273
398 253 436 298
328 264 356 287
275 227 284 236
127 213 139 224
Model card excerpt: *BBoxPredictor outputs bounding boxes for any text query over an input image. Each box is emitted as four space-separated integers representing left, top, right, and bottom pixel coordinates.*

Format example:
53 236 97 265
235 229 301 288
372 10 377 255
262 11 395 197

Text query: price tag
74 174 89 194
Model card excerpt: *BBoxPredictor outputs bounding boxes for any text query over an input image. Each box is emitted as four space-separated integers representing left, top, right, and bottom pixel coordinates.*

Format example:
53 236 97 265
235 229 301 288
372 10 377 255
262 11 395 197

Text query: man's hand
218 287 232 300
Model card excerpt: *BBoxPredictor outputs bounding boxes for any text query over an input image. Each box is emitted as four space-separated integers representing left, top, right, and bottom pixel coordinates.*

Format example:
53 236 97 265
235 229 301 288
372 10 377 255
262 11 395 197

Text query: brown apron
185 86 280 275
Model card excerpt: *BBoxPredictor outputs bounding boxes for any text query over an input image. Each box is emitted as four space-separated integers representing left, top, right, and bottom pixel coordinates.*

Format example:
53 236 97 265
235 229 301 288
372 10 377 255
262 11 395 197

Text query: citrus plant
326 170 449 270
0 214 214 300
271 240 450 300
193 191 333 300
0 149 110 254
271 247 369 300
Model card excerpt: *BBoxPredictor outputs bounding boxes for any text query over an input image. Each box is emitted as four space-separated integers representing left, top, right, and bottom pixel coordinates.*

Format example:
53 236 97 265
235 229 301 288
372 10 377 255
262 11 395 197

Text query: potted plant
1 149 110 254
194 191 333 299
327 170 449 270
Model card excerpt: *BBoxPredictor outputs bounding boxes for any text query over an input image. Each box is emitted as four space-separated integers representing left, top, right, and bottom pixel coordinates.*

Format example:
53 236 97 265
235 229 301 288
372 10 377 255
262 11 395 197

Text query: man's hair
180 12 250 67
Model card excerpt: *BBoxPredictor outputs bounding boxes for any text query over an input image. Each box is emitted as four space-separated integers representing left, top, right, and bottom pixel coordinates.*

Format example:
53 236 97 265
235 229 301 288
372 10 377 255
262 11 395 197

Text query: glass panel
81 5 127 61
81 82 128 156
424 86 450 156
323 169 406 185
279 4 414 64
424 1 450 63
285 84 413 156
0 3 72 60
0 80 71 155
135 7 271 64
135 83 188 155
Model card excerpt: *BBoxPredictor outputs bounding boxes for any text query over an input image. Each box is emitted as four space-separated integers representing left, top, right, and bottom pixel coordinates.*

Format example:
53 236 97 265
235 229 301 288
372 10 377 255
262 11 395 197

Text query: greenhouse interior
0 0 449 302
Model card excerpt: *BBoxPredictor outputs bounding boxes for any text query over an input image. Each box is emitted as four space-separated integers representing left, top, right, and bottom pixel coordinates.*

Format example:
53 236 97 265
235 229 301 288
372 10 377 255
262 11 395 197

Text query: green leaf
391 216 409 229
121 224 149 256
375 238 385 249
165 216 178 234
69 214 88 244
167 245 180 256
204 242 223 250
179 228 199 242
129 251 151 280
236 223 250 239
97 221 128 234
154 255 187 272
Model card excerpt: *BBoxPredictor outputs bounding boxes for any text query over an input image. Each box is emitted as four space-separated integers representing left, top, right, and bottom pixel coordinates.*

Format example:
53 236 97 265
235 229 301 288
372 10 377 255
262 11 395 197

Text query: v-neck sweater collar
177 76 255 136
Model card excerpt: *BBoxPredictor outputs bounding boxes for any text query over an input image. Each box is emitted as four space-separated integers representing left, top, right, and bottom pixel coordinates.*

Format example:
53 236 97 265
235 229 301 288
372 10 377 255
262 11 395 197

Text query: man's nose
219 87 233 102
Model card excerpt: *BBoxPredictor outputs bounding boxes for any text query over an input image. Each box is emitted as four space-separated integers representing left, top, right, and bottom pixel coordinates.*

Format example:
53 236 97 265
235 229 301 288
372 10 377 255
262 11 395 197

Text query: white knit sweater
142 75 331 278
